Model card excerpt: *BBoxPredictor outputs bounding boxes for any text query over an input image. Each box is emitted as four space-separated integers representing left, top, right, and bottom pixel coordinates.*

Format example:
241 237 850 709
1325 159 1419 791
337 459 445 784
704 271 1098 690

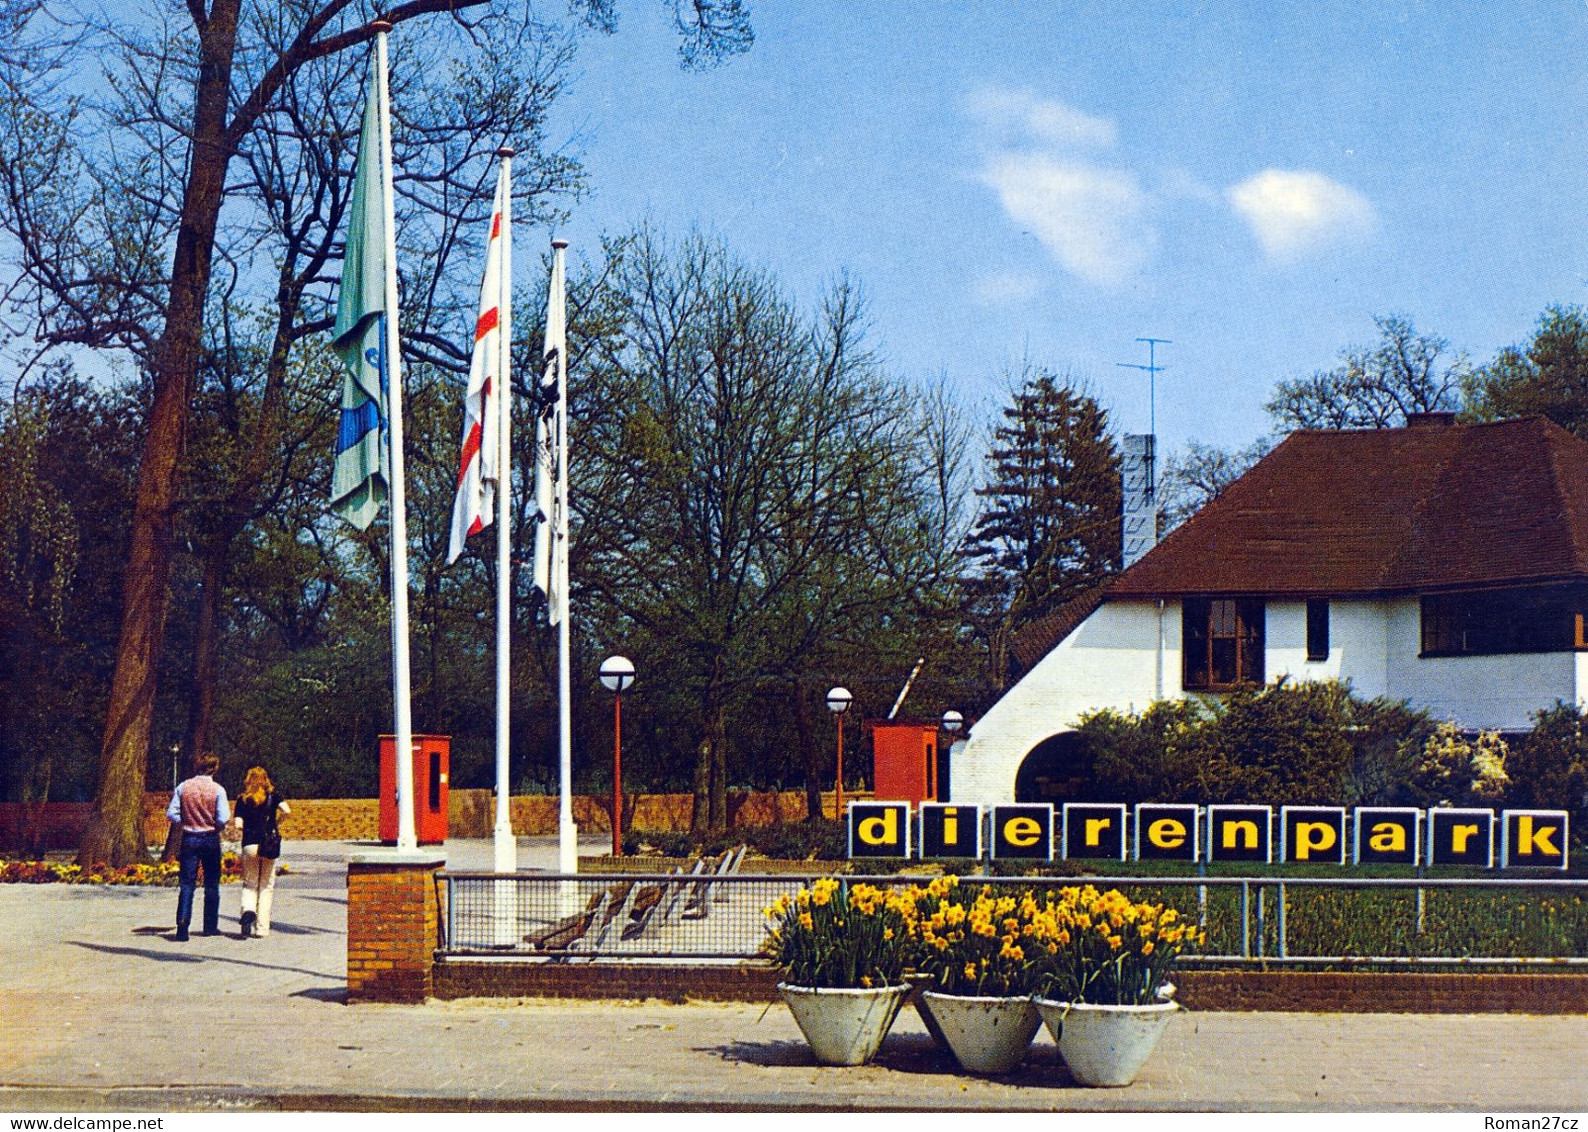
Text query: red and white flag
448 163 511 563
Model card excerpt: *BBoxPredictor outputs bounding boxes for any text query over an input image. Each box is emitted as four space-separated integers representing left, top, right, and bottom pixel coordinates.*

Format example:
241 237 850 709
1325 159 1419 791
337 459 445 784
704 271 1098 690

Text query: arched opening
1013 731 1091 805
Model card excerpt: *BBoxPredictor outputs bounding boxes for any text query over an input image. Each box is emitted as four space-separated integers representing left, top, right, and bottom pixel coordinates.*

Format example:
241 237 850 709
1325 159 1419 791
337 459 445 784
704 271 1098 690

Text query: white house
953 414 1588 808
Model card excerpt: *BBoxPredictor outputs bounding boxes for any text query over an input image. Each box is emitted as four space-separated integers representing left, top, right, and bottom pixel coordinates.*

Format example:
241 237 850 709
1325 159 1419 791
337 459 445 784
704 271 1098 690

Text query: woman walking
233 766 290 938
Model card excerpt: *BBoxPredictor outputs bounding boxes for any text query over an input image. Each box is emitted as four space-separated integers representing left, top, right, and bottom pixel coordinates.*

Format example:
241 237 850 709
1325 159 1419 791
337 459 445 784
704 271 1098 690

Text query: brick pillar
347 852 446 1003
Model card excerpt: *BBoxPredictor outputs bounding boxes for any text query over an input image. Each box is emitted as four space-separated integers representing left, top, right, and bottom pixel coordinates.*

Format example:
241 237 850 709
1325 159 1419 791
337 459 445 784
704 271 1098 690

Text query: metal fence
437 871 1588 966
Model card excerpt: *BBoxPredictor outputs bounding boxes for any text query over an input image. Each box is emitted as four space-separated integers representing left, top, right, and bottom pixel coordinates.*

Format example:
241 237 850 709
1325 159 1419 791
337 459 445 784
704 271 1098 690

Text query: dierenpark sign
845 801 1570 869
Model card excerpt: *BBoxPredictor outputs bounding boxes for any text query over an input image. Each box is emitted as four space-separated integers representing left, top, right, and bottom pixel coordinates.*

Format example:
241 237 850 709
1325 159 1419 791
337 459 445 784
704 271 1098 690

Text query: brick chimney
1406 411 1457 429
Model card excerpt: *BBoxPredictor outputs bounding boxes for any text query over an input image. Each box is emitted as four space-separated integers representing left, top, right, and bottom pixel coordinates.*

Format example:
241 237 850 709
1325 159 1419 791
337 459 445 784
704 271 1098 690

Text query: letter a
1368 822 1406 853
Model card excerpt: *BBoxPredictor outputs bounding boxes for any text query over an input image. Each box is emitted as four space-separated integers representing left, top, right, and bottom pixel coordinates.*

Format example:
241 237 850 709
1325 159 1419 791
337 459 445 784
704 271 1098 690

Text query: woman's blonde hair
242 766 273 806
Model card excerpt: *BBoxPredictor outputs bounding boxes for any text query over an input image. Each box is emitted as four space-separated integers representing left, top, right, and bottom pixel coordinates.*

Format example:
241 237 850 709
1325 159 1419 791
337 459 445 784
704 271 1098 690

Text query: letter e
1148 818 1186 849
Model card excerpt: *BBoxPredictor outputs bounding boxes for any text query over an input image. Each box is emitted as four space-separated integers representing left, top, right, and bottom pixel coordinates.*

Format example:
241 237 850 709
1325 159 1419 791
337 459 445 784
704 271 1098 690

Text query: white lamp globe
599 655 636 693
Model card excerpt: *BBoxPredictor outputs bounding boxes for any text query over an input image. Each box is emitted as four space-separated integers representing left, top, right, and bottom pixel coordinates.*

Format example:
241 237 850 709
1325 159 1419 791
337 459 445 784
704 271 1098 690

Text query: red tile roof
1009 586 1108 675
1108 416 1588 599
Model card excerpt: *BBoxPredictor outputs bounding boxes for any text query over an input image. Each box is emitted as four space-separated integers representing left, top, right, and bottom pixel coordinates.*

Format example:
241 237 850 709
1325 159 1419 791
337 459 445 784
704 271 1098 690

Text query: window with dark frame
1183 597 1265 691
1306 599 1329 661
1421 584 1588 656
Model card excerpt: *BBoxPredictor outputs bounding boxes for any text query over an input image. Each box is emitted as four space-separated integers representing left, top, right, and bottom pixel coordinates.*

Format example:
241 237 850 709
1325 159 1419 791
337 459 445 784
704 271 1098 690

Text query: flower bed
0 851 283 886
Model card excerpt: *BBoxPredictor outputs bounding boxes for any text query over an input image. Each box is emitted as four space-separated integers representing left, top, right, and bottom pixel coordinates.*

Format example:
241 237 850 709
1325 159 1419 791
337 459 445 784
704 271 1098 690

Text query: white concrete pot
920 990 1041 1075
905 975 950 1052
1036 998 1178 1087
777 983 911 1066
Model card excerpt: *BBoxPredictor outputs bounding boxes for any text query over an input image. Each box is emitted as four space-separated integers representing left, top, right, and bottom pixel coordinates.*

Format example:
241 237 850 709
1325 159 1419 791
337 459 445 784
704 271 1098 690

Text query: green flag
330 61 390 530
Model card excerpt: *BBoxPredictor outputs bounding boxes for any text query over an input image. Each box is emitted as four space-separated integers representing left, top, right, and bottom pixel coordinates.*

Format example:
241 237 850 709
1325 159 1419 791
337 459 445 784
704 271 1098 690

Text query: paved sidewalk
2 839 1586 1112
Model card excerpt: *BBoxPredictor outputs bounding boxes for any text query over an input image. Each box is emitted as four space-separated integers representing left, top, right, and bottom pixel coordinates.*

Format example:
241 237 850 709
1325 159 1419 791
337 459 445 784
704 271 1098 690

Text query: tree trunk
183 534 228 767
708 706 728 833
77 0 243 867
793 683 820 820
690 737 711 834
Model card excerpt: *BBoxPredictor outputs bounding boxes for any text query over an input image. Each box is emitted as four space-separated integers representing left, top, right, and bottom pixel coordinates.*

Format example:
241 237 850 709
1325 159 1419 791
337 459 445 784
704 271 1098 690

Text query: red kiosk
378 734 451 845
867 720 941 806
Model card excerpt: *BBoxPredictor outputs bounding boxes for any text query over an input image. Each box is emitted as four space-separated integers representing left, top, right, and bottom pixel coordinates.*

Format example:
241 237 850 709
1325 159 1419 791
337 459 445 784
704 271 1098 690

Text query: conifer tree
963 369 1121 689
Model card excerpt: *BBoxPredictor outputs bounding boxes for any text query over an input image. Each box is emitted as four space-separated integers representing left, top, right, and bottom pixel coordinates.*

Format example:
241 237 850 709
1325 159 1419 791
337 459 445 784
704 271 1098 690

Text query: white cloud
966 88 1116 149
981 154 1152 288
971 268 1043 305
1226 169 1377 259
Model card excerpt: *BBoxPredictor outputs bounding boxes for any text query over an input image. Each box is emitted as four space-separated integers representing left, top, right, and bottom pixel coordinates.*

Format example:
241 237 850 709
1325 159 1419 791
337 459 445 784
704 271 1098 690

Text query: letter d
858 809 898 847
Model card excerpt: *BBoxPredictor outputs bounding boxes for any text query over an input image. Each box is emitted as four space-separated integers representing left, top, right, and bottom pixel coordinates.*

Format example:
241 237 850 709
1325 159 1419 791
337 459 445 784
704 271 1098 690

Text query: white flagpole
374 27 417 855
552 238 577 875
492 149 516 876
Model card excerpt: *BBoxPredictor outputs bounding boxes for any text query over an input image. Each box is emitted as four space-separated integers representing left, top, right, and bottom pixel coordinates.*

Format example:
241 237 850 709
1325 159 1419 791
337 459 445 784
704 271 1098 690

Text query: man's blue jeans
176 830 222 935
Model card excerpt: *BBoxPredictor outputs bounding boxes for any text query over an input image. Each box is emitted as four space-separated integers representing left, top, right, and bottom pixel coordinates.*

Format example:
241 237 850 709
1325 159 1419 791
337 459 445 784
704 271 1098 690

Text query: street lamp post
825 687 852 819
599 656 636 857
938 709 963 802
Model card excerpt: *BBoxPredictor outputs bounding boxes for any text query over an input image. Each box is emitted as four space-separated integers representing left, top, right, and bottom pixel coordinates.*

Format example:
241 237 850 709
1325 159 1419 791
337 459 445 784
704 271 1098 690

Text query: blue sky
539 1 1588 455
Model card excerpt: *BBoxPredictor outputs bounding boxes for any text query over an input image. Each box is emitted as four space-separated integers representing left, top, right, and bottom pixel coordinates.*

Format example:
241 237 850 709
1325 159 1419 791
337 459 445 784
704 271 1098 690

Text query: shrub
1194 680 1357 803
1509 703 1588 824
1079 700 1201 803
1079 681 1433 806
1411 722 1511 807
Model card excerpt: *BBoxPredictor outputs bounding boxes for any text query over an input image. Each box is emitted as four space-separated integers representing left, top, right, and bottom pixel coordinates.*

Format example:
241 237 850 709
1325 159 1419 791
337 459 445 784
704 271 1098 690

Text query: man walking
167 752 230 941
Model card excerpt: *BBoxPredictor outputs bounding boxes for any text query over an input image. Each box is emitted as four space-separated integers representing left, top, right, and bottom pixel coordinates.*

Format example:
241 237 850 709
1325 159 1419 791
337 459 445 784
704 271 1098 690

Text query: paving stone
2 838 1585 1111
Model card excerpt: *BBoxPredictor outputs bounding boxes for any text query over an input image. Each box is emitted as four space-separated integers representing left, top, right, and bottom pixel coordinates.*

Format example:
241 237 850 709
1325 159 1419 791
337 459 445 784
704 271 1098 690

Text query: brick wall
2 788 835 851
346 854 445 1003
431 962 1588 1013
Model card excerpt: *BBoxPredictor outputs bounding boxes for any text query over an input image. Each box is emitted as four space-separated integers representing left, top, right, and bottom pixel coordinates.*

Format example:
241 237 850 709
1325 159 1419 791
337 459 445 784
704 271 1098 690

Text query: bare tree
0 0 751 865
1157 437 1272 534
1265 314 1467 431
580 233 957 832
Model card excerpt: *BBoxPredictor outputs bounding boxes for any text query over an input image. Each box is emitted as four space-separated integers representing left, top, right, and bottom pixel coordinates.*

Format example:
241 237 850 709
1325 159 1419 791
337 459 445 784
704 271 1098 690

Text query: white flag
532 243 566 624
447 165 511 564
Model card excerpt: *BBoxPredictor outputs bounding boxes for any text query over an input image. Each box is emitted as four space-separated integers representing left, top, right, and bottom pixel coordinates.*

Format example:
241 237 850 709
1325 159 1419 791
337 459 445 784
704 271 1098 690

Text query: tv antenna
1117 337 1170 437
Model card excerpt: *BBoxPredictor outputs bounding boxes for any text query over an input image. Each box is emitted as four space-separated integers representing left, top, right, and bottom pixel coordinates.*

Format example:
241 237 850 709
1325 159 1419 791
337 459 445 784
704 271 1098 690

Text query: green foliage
1409 722 1511 808
1194 680 1356 803
1079 700 1201 803
0 370 140 805
1466 305 1588 438
1507 702 1588 824
1341 696 1436 806
1080 682 1435 806
961 368 1121 691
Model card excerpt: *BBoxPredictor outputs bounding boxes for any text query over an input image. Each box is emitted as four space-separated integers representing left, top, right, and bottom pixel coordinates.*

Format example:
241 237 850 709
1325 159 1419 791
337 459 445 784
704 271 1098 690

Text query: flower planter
1035 998 1178 1087
777 982 911 1066
905 975 950 1052
921 990 1041 1075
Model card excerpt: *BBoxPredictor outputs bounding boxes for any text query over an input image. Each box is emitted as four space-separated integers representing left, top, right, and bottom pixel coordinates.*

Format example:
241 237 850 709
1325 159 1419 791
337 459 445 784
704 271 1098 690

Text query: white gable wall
953 600 1168 807
956 595 1585 807
1381 598 1578 730
1264 599 1391 698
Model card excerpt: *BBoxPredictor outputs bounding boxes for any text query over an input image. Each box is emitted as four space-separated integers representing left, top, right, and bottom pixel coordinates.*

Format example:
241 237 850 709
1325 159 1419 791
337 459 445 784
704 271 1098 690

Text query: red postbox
379 734 451 845
868 720 940 807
